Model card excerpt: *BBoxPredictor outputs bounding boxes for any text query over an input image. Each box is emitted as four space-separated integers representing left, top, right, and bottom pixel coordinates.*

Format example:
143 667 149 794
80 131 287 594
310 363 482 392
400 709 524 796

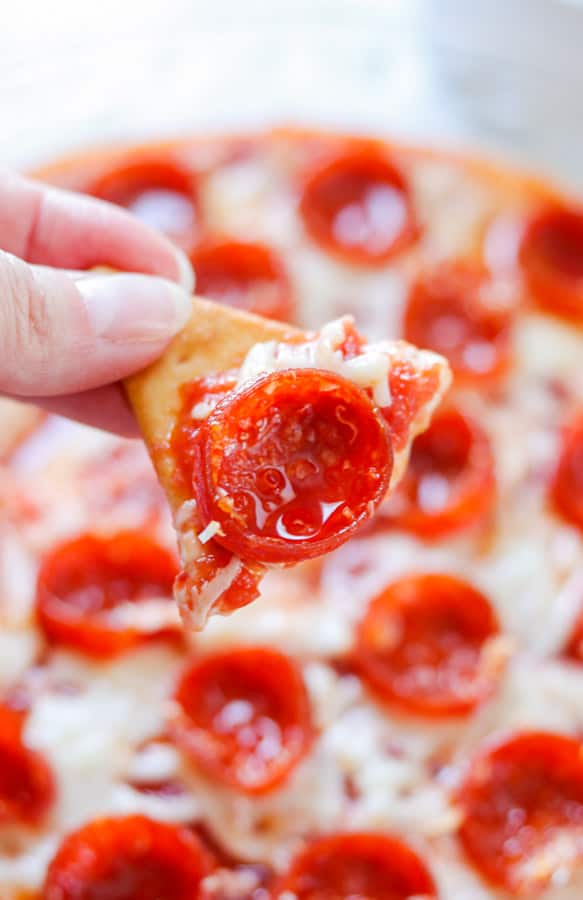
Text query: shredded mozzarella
236 316 394 408
197 519 223 544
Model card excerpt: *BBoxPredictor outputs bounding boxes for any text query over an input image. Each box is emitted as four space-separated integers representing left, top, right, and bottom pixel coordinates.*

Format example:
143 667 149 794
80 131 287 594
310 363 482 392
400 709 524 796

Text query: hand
0 171 194 436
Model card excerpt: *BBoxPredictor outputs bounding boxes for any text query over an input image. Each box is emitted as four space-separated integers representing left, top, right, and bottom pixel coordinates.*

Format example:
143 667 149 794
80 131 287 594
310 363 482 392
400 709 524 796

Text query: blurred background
2 0 583 185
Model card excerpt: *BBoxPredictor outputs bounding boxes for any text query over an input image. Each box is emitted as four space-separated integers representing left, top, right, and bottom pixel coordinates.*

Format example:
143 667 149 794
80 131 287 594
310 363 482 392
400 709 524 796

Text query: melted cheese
235 317 449 416
237 316 394 407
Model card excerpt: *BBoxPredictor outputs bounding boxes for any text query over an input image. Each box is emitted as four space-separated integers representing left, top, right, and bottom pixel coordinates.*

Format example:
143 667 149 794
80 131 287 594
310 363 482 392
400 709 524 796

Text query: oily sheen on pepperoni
355 574 500 717
404 260 513 382
42 815 212 900
458 732 583 893
276 833 437 899
299 147 418 265
0 705 54 827
170 647 313 794
192 369 393 565
190 239 294 321
36 531 179 658
381 407 495 538
551 413 583 533
520 206 583 321
88 154 199 248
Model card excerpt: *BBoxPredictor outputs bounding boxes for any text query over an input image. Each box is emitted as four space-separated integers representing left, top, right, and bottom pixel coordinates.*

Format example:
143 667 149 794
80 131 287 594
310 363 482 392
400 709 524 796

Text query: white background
1 0 583 185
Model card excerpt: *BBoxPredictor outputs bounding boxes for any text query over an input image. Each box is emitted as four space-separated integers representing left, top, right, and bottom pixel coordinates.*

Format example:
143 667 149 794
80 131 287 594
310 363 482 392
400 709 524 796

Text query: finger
0 252 192 397
29 385 140 437
0 171 194 291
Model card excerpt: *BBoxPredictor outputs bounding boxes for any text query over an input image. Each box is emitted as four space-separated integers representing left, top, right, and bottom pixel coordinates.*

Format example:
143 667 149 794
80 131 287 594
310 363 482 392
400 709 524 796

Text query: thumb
0 251 192 397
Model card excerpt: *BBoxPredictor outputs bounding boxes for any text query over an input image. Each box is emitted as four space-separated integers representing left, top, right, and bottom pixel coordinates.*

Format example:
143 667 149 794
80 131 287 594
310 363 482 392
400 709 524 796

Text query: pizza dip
1 128 583 898
126 308 450 629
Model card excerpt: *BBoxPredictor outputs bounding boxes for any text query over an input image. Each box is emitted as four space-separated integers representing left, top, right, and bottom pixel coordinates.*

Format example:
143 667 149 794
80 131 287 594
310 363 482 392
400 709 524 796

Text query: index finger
0 171 194 290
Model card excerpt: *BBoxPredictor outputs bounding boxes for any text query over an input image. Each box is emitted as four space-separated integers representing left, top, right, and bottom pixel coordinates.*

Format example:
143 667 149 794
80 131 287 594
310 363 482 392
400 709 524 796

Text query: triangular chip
125 299 451 630
125 296 299 513
0 399 44 461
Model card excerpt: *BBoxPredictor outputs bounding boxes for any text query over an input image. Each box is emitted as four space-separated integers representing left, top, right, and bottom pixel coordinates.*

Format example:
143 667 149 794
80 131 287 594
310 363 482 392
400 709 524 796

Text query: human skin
0 171 194 436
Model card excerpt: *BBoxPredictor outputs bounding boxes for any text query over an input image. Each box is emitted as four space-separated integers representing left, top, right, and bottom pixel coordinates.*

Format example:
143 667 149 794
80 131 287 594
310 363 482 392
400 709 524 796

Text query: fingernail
79 273 192 342
173 247 196 294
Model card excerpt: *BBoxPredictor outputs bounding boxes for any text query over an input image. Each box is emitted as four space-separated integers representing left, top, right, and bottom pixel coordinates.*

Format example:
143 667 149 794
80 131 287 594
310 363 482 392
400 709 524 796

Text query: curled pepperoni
458 732 583 893
299 148 418 266
170 647 313 794
0 705 54 827
36 531 179 658
89 155 198 247
192 369 393 564
276 832 437 899
404 260 513 382
43 815 212 900
520 206 583 321
190 240 293 321
551 413 583 532
355 574 500 717
382 408 495 539
171 374 238 490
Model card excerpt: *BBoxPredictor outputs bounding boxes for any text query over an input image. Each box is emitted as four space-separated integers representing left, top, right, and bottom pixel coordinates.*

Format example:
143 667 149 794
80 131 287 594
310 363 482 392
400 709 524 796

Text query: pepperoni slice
190 240 294 321
520 206 583 321
404 260 513 382
89 156 198 248
381 408 495 539
192 369 393 564
0 704 54 827
42 815 212 900
551 414 583 532
171 374 238 490
276 833 437 899
299 148 418 266
36 531 179 658
355 574 500 717
170 647 313 794
458 732 583 893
